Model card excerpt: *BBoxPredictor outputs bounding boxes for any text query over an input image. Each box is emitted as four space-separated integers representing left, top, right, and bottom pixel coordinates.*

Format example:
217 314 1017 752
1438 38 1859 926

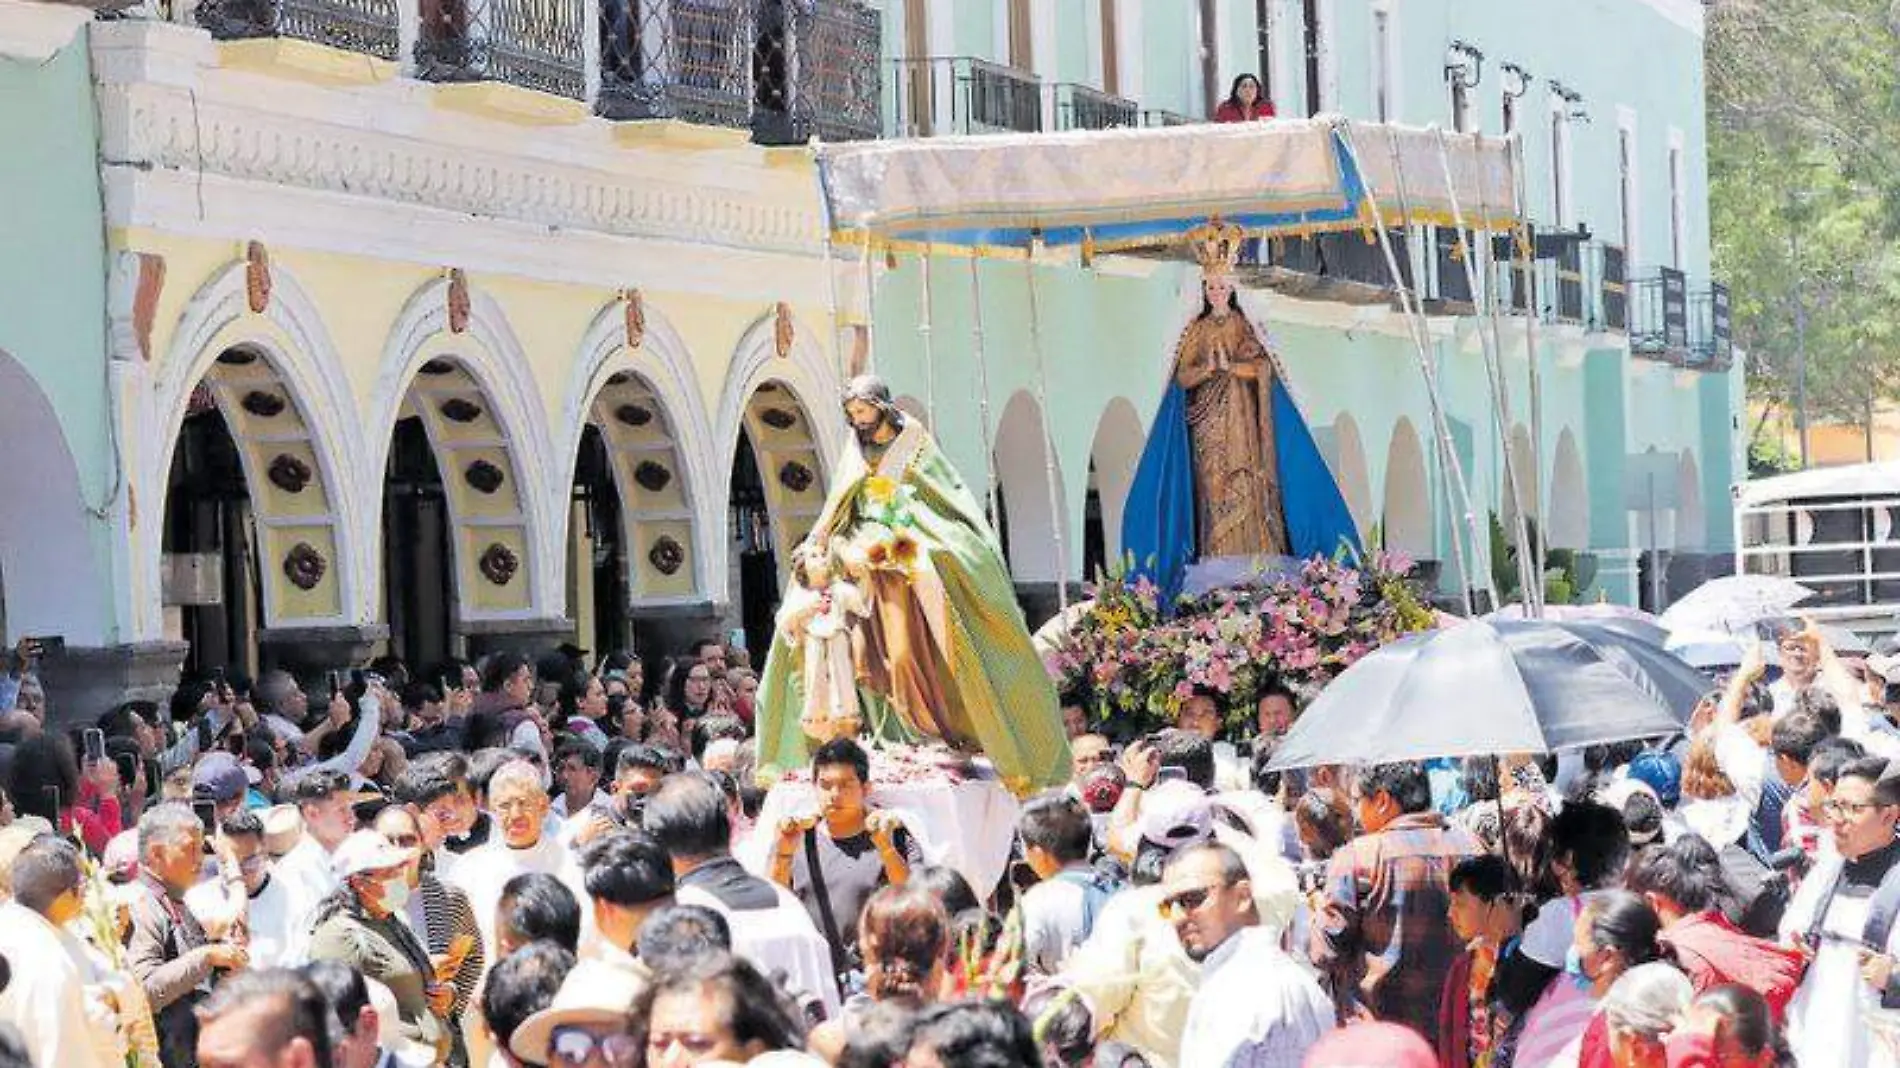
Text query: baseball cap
1137 780 1213 849
1625 750 1682 808
330 830 415 880
192 752 249 804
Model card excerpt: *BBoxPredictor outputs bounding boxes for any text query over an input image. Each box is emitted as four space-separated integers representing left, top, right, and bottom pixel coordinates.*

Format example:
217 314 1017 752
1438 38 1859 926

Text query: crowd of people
0 619 1895 1068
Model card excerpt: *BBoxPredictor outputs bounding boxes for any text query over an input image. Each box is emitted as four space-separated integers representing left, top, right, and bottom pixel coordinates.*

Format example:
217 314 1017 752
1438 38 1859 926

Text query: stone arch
1087 397 1145 568
1327 412 1374 537
1548 428 1588 550
993 390 1070 581
738 380 829 589
150 260 365 630
563 299 718 604
370 277 558 622
0 350 116 646
1382 417 1432 556
1676 449 1704 549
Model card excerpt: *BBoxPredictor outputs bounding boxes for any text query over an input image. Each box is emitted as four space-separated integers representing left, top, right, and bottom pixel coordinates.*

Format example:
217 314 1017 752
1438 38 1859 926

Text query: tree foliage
1709 0 1900 440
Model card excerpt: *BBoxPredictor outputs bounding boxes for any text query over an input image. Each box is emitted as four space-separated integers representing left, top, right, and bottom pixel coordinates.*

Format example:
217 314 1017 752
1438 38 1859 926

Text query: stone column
257 625 391 691
459 617 576 661
36 640 191 731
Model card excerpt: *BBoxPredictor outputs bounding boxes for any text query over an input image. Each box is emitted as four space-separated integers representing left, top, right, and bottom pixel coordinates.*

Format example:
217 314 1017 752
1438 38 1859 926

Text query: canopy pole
1025 245 1071 613
967 257 1002 534
919 247 939 430
1339 123 1489 615
861 244 881 376
1510 135 1549 606
1431 126 1541 618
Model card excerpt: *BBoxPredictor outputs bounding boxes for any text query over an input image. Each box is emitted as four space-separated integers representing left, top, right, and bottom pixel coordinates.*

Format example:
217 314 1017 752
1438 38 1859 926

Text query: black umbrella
1267 620 1708 770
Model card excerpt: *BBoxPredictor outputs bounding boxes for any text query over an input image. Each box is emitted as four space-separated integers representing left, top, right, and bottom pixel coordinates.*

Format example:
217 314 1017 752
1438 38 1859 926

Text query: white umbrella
1658 575 1813 636
1031 599 1096 655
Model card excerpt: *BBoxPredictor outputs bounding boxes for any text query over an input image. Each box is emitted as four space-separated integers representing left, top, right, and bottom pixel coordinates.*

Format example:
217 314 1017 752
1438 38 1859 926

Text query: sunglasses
550 1027 638 1067
1158 884 1220 917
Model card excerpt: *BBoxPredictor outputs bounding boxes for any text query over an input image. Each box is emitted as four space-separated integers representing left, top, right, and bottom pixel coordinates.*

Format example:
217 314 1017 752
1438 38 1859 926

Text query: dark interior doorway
731 430 779 667
164 395 259 677
383 416 454 670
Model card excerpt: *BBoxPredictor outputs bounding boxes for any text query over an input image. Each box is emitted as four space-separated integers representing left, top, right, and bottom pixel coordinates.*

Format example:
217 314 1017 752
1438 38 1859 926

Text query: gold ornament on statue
1188 219 1246 279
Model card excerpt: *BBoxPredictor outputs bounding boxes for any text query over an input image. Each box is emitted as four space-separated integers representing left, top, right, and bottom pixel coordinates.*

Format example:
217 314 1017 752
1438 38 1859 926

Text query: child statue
776 541 869 745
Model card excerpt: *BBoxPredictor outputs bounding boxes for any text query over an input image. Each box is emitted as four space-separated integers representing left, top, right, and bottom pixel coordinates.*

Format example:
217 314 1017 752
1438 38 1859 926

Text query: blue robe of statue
1122 341 1361 601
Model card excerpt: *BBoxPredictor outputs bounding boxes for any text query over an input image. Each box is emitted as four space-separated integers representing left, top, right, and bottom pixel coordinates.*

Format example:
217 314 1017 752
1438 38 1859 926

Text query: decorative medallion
633 460 671 493
648 536 685 576
778 460 815 493
478 542 520 586
283 542 327 590
440 397 483 423
245 241 272 314
448 268 470 335
774 301 795 359
241 391 287 418
266 454 312 494
132 253 166 363
614 403 653 428
464 459 505 494
420 358 458 376
216 348 258 366
624 289 645 349
760 407 797 431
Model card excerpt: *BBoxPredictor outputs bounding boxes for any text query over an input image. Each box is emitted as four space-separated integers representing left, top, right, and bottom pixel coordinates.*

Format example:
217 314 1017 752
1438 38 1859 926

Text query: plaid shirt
1309 811 1480 1045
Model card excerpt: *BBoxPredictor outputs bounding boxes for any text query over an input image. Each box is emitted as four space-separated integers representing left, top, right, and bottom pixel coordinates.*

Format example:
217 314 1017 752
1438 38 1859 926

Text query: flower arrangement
1044 551 1434 734
842 476 923 578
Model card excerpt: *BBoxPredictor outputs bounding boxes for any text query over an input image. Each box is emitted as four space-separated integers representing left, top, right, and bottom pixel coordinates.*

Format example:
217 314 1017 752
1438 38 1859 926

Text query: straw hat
509 959 648 1064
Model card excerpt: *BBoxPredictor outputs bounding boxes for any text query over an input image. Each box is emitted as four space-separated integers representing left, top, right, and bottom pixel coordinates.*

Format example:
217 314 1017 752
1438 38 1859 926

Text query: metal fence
197 0 400 59
1054 82 1136 131
417 0 585 99
892 56 1042 135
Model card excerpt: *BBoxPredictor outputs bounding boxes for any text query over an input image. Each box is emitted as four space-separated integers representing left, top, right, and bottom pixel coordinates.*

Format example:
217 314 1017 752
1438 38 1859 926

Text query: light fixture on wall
1501 62 1531 101
1445 40 1485 88
1550 79 1589 123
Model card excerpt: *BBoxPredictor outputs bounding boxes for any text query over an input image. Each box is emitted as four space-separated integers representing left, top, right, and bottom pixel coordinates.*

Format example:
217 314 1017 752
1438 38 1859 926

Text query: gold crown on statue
1189 219 1247 278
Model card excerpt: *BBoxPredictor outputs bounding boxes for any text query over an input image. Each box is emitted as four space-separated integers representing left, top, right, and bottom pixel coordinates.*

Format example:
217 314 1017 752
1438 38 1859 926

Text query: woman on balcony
1214 74 1274 122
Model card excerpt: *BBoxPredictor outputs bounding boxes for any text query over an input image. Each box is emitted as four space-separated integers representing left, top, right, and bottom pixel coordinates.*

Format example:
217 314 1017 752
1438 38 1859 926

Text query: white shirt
675 879 841 1021
448 831 591 971
272 834 340 958
1177 927 1333 1068
244 874 305 968
1780 853 1900 1068
0 902 120 1068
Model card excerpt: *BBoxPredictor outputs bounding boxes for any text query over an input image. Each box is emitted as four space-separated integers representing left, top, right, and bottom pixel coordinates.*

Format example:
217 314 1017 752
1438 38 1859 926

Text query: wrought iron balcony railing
417 0 586 99
1257 230 1411 295
1552 240 1585 325
1597 243 1628 333
1689 282 1733 370
1629 266 1690 360
1053 82 1136 131
1140 109 1193 128
596 0 749 124
197 0 399 60
892 56 1042 135
752 0 882 144
1430 227 1474 308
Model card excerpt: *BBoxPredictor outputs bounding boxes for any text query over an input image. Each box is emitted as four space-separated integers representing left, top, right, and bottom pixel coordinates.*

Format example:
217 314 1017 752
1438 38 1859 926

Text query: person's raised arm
310 692 382 775
1105 740 1158 863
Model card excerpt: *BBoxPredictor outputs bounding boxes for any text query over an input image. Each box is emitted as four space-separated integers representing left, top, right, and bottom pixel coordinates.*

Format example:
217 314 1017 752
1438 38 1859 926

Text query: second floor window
1303 0 1324 117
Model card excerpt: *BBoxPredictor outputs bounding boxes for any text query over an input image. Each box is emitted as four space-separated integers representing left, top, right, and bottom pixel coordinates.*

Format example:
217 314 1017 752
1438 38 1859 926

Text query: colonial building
0 0 1737 717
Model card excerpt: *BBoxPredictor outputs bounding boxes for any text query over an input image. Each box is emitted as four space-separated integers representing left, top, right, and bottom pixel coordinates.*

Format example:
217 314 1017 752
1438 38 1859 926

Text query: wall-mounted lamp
1501 63 1532 100
1549 80 1589 122
1445 40 1485 89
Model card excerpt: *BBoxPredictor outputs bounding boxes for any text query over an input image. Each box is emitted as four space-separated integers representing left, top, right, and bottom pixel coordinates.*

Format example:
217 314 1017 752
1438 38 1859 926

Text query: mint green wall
0 35 112 505
955 1 995 59
1055 0 1090 85
1138 0 1196 117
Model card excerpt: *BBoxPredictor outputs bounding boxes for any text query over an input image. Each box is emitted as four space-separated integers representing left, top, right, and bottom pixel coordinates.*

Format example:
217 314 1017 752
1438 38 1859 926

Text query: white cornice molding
0 0 91 61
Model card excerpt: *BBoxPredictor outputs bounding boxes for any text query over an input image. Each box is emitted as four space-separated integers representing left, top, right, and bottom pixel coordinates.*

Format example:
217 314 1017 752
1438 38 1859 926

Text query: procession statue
755 376 1072 793
1123 221 1362 595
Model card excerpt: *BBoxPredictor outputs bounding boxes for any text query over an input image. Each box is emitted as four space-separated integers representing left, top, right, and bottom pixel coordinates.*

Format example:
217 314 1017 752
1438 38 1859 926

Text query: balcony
1689 282 1734 370
197 0 400 60
892 56 1042 135
1141 109 1194 128
752 0 882 144
1597 243 1628 332
1243 230 1411 305
1053 82 1136 131
1629 266 1690 360
417 0 587 99
595 0 750 123
1551 240 1585 326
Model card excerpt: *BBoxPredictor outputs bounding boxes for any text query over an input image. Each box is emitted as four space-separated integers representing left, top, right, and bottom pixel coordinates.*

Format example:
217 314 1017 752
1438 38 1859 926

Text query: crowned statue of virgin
1123 222 1361 595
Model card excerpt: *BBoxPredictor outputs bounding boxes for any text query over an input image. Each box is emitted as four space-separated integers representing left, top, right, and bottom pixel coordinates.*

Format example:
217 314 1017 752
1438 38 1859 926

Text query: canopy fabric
1735 461 1900 508
814 118 1518 253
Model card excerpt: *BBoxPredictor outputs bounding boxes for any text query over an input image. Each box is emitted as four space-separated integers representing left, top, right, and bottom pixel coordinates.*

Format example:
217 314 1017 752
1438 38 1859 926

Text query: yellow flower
890 531 920 568
864 475 898 505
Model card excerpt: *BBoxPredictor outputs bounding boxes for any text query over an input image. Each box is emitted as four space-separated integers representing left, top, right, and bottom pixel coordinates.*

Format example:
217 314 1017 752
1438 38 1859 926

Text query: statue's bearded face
845 397 889 445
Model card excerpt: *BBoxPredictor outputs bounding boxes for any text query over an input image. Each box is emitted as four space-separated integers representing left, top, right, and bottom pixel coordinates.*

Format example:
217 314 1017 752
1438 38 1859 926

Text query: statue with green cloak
755 376 1072 794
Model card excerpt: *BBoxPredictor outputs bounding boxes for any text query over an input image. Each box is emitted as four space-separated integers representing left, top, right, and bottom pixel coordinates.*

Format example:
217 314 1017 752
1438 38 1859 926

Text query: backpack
1716 840 1790 938
1662 911 1807 1023
1055 868 1121 944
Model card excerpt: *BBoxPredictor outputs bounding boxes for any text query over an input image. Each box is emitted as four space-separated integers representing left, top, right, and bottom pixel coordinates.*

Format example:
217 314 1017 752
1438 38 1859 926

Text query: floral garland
1043 551 1433 734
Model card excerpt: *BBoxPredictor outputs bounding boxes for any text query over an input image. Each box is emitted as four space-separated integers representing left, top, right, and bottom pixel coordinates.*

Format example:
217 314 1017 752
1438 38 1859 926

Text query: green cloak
756 419 1072 793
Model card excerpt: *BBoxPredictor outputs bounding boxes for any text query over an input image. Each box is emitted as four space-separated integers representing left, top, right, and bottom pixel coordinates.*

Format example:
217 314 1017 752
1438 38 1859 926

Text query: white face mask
381 875 412 911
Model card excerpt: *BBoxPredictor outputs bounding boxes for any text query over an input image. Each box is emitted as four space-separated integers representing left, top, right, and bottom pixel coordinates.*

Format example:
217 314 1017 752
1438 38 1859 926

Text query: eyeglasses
1822 799 1888 818
1158 884 1221 917
550 1027 638 1067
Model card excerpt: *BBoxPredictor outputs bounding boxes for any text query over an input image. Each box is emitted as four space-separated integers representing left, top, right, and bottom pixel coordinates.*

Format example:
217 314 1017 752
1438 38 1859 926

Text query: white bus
1735 461 1900 631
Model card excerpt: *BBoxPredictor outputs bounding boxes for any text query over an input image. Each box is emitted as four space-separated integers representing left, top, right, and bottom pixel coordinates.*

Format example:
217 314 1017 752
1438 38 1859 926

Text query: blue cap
1625 750 1682 808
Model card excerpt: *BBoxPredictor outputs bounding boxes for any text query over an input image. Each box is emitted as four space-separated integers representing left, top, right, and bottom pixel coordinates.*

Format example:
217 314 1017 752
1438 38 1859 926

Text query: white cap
329 830 414 880
1137 780 1214 849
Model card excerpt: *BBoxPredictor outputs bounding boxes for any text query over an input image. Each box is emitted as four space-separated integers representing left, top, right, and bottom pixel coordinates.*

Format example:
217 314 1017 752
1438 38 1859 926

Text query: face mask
1564 945 1593 991
381 876 412 911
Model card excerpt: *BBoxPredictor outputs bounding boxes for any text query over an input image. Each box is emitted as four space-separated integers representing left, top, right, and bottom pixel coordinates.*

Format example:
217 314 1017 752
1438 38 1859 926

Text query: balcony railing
417 0 586 99
1598 243 1628 332
197 0 399 59
1253 230 1411 297
753 0 882 144
1141 109 1194 128
1629 266 1690 359
1430 227 1474 309
1053 82 1136 131
1552 240 1585 325
1689 282 1734 370
892 56 1042 135
596 0 751 123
